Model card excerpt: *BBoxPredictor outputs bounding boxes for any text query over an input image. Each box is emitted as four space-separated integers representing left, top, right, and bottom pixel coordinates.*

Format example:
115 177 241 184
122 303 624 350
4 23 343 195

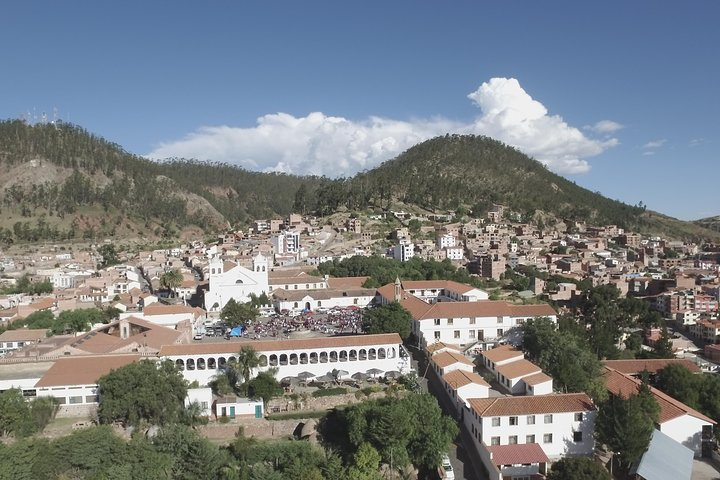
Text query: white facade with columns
159 333 412 385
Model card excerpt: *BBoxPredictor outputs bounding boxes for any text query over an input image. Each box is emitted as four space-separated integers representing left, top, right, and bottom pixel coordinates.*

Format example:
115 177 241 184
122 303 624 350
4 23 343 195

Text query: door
255 404 263 418
229 406 236 418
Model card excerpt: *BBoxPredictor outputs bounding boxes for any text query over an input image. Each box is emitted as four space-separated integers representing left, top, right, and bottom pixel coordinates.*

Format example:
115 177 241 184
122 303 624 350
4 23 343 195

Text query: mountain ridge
0 120 717 244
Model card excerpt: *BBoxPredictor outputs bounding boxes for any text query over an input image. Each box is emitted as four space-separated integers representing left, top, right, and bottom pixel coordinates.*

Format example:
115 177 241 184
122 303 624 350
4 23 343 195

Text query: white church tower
204 253 270 312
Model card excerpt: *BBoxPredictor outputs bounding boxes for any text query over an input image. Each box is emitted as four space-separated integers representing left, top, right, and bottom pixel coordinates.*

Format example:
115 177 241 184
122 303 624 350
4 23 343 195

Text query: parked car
440 454 455 480
193 333 203 341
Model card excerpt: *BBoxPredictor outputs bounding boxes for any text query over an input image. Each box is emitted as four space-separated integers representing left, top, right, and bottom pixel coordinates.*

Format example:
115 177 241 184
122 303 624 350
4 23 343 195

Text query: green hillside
0 121 716 244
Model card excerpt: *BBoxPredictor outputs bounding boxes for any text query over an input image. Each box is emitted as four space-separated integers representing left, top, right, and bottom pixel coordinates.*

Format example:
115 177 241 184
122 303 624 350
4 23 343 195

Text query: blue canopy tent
229 326 243 337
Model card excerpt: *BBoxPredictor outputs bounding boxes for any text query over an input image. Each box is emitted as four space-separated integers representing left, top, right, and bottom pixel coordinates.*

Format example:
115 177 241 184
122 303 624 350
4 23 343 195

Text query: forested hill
0 120 322 243
347 135 718 240
0 121 716 244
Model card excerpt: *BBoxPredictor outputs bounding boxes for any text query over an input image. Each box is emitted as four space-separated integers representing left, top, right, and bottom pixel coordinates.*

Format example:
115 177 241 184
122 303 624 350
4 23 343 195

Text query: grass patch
312 387 348 398
267 410 328 421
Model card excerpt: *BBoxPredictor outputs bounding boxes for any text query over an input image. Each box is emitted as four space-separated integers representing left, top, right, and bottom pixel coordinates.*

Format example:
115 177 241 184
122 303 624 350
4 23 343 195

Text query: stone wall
56 404 98 419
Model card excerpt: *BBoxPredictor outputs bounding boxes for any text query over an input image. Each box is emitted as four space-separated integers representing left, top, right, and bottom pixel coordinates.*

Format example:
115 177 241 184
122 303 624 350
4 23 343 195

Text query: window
68 396 83 404
469 330 476 338
573 431 583 442
201 401 209 410
497 328 504 337
509 416 518 426
434 319 440 326
434 331 441 340
496 316 503 324
454 330 460 339
544 414 553 424
574 412 584 422
515 318 525 325
491 436 500 446
526 415 535 425
447 318 454 325
508 435 518 445
492 417 501 427
470 317 476 325
526 435 535 444
543 433 553 444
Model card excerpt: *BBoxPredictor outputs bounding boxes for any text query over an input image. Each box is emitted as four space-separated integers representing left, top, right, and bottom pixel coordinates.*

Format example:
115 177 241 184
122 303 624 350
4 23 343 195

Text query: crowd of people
239 307 365 340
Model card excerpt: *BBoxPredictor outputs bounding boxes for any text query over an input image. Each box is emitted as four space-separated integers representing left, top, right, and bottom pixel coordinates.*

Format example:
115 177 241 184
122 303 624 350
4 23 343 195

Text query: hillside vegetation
0 121 716 244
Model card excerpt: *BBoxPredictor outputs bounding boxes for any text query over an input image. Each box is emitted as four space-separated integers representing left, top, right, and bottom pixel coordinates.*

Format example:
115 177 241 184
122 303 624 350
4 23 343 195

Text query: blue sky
2 1 718 220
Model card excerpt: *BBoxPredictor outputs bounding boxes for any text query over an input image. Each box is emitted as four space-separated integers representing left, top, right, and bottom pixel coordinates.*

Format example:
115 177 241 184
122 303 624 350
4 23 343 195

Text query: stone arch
175 359 185 371
259 355 268 367
300 353 308 364
310 352 318 364
349 349 357 361
197 358 206 370
208 357 217 369
359 349 367 361
378 348 386 359
320 352 328 363
269 354 278 367
329 351 338 362
339 350 348 362
186 358 195 370
368 348 377 360
290 353 298 365
280 354 288 366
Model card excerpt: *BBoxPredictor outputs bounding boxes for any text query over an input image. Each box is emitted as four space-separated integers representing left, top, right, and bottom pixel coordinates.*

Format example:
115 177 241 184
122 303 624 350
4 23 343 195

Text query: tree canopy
319 393 458 472
547 456 611 480
97 359 188 427
362 303 413 340
220 298 259 327
595 381 660 469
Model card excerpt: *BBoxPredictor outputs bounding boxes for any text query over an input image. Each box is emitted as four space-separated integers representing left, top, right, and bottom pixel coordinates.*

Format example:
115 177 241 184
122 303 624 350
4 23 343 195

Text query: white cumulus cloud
585 120 624 134
643 139 667 149
147 78 618 177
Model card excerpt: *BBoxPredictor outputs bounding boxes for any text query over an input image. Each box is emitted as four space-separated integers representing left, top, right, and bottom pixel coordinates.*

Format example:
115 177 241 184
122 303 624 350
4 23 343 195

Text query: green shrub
267 410 327 421
312 387 347 398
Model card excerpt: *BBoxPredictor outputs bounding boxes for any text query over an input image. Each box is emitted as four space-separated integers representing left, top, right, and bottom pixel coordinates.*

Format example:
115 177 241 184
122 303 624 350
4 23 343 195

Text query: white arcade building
159 333 411 386
204 253 270 312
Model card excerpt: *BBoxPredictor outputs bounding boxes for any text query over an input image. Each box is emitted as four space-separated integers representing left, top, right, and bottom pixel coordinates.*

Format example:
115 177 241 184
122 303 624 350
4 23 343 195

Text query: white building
185 387 213 417
444 246 465 262
464 393 597 461
159 333 411 386
603 366 715 456
393 241 415 262
0 329 48 356
35 354 140 411
442 369 491 413
204 254 269 312
437 234 456 249
376 280 556 349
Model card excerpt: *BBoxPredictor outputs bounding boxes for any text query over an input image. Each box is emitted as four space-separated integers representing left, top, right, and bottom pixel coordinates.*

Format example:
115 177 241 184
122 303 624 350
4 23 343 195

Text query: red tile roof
35 354 140 387
143 304 204 317
602 366 715 425
468 393 595 417
443 369 490 388
522 371 553 386
427 342 462 355
481 344 524 363
327 277 369 289
159 333 402 356
487 443 549 466
495 359 541 379
432 351 474 368
0 328 48 342
603 359 701 375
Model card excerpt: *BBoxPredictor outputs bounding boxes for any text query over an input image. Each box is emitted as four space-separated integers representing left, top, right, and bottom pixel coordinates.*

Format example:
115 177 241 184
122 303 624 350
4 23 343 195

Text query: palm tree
235 346 261 385
160 269 183 298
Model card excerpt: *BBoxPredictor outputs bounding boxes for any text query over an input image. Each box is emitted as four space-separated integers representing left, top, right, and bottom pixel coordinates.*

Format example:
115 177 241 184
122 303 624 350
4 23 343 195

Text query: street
409 346 486 480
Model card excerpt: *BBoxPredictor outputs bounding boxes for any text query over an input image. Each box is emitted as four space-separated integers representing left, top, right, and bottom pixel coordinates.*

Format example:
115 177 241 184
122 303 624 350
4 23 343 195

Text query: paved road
409 347 486 480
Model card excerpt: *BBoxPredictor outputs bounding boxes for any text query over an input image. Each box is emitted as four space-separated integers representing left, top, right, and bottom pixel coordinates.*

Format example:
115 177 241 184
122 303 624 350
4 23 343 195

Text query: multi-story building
376 280 557 348
463 393 597 460
393 241 415 262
